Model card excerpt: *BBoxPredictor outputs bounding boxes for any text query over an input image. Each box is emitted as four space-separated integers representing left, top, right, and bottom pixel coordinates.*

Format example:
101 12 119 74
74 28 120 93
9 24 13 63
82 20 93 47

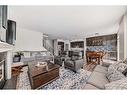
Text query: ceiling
8 6 127 40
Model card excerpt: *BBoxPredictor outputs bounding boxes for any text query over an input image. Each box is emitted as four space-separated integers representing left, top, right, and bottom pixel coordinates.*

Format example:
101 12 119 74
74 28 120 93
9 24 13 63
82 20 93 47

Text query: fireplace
0 53 6 89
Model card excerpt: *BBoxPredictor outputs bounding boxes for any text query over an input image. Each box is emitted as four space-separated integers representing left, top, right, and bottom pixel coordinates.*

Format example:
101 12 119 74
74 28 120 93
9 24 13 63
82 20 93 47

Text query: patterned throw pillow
107 63 118 74
105 77 127 90
117 63 127 72
106 70 125 82
122 68 127 76
123 58 127 64
108 62 127 74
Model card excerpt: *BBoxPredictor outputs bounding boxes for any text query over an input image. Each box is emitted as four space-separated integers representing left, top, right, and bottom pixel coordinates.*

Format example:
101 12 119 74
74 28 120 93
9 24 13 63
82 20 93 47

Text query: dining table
86 51 104 65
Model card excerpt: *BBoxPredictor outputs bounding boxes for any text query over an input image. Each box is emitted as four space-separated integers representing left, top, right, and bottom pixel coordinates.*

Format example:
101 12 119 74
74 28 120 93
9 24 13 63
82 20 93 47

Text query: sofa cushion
102 60 116 67
94 65 108 74
106 70 125 82
84 84 100 90
102 62 112 67
87 71 109 89
105 77 127 89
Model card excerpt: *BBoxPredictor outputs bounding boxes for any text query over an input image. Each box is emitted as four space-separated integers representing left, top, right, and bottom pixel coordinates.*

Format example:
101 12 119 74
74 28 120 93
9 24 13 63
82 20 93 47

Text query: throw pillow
106 70 125 82
116 63 127 72
123 58 127 64
107 62 127 74
107 63 118 74
105 77 127 90
122 68 127 76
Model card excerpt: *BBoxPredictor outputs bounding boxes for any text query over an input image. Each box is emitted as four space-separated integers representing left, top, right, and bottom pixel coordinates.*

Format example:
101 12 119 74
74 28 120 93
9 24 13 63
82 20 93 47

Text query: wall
14 27 47 52
53 39 58 56
84 38 86 62
118 16 125 60
84 23 119 38
8 7 47 52
124 13 127 59
118 13 127 60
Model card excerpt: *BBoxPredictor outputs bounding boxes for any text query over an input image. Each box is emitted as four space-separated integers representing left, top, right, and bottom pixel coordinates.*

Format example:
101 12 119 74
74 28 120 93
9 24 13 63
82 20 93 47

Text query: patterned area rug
16 66 91 90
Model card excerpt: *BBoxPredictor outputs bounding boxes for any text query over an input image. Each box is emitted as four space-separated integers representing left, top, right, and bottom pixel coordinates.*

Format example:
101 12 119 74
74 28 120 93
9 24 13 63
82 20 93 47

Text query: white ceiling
8 6 127 40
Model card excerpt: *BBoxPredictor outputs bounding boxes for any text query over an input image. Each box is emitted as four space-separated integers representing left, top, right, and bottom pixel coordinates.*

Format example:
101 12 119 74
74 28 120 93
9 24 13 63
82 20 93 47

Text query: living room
0 5 127 90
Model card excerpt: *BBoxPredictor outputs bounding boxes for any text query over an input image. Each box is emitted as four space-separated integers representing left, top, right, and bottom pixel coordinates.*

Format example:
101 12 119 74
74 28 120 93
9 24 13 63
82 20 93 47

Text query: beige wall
14 27 47 51
124 13 127 59
118 16 125 60
118 13 127 60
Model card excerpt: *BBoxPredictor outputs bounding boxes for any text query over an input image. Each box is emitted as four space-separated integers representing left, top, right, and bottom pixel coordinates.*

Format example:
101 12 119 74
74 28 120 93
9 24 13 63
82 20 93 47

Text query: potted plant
13 52 24 62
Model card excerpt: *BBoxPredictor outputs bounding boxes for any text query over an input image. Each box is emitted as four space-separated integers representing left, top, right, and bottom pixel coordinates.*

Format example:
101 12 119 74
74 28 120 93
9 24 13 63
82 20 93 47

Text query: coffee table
28 62 60 89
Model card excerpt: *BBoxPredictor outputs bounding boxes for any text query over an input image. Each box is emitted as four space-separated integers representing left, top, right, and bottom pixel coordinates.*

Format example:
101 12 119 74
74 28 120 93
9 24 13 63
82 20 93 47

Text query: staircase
43 34 54 55
43 41 54 55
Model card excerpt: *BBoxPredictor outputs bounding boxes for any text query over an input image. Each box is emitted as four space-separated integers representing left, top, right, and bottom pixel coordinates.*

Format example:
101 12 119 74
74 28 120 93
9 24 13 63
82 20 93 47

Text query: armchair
64 58 84 72
54 56 63 66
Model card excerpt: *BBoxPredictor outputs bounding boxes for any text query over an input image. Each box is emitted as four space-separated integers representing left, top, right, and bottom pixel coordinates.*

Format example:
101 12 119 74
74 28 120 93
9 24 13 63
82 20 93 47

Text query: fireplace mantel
0 41 14 80
0 41 14 52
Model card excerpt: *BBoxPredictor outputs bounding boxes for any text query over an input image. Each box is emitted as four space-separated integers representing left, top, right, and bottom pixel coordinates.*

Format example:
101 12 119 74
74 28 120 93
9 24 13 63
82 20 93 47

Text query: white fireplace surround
0 41 13 79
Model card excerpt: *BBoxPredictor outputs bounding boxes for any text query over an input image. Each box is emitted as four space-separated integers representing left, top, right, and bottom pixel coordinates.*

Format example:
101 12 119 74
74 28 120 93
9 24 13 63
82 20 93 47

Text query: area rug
16 66 91 90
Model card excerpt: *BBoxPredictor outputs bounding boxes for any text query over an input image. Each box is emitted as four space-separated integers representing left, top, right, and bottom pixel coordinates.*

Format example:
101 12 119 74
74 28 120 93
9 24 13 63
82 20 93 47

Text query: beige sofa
84 65 109 89
84 59 127 90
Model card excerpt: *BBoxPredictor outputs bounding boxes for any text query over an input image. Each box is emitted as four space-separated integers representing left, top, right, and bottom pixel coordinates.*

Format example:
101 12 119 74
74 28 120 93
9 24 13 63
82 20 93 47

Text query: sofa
84 59 127 89
21 55 54 65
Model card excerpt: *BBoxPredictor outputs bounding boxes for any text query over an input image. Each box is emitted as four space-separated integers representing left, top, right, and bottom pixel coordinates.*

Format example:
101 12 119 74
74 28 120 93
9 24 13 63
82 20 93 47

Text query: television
0 5 7 42
2 6 7 29
6 20 16 45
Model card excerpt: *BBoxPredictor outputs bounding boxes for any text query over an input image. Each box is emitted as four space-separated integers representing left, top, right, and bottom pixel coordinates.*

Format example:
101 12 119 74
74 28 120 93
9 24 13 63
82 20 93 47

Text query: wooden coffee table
28 62 60 89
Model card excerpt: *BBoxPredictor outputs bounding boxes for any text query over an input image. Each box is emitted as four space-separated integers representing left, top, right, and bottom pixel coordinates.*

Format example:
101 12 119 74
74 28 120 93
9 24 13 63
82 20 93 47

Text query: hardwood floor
83 62 97 72
3 65 27 89
3 76 17 89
